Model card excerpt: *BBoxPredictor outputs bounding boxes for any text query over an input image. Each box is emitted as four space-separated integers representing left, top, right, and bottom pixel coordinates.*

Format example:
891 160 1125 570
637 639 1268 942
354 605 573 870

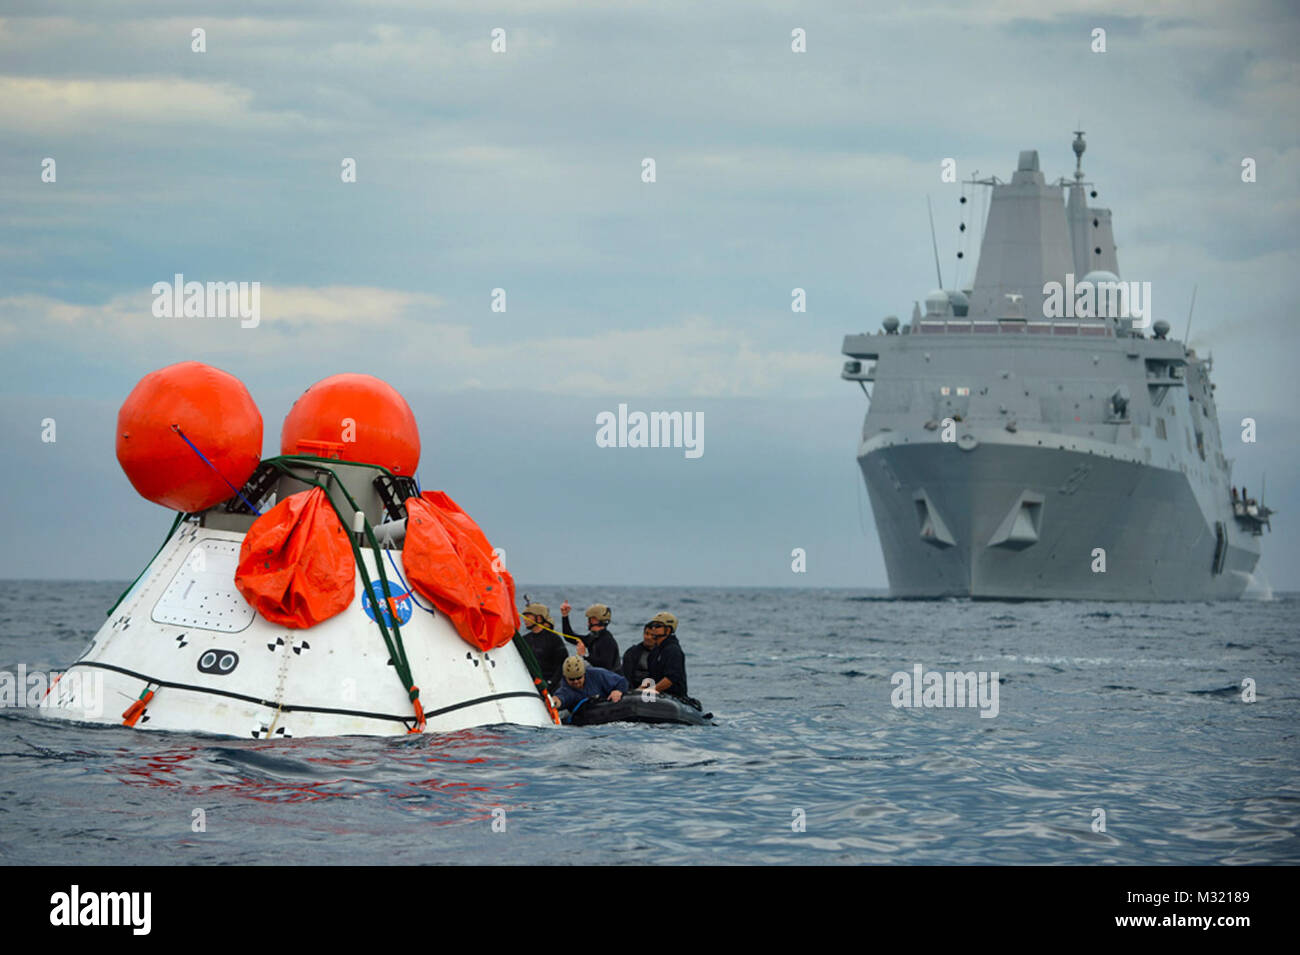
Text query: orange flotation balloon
116 361 263 512
281 373 420 474
235 488 356 628
403 491 518 651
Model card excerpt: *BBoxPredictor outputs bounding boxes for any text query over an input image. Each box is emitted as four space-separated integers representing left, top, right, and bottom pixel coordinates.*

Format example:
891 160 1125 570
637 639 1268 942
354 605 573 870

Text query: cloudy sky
1 0 1297 590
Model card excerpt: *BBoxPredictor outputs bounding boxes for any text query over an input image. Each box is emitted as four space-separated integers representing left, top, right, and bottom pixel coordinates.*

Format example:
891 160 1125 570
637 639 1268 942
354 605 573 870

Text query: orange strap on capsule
42 672 62 702
122 687 156 727
535 677 561 725
407 687 426 734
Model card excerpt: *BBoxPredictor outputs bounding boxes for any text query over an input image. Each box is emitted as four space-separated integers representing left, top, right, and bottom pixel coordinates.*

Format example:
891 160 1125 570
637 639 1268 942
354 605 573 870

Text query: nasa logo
361 582 414 626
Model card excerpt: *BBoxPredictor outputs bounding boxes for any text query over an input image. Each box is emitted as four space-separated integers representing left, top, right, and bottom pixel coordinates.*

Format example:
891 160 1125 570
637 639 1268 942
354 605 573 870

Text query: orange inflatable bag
116 361 262 512
235 488 355 628
403 491 518 651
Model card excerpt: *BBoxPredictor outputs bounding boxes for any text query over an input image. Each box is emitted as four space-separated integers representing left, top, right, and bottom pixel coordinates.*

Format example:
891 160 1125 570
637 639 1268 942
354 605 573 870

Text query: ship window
1052 324 1078 335
1156 419 1166 440
1027 323 1052 334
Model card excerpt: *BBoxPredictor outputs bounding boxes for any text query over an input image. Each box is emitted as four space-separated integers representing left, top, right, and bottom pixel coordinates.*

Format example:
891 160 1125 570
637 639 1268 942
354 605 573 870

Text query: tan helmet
522 603 551 627
647 611 677 633
584 603 612 624
562 656 586 680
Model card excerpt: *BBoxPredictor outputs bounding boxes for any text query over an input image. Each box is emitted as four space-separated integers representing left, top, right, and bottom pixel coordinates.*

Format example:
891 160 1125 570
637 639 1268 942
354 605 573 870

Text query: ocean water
1 581 1297 865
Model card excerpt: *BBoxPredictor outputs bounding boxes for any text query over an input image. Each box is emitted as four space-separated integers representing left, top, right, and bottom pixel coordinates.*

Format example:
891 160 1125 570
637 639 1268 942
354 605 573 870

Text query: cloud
1 288 830 398
412 313 832 397
0 76 269 133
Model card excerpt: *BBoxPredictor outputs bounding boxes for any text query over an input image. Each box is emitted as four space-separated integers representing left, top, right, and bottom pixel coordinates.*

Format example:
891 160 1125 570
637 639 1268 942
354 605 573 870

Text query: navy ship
841 133 1273 600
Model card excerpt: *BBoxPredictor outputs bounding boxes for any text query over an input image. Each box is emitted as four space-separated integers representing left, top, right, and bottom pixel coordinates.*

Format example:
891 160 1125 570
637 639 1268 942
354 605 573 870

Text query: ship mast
1066 131 1092 279
927 195 944 289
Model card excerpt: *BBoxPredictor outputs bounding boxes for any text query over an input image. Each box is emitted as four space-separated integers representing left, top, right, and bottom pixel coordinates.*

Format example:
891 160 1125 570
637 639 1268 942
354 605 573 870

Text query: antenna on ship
927 195 944 288
1184 284 1198 343
1258 474 1274 531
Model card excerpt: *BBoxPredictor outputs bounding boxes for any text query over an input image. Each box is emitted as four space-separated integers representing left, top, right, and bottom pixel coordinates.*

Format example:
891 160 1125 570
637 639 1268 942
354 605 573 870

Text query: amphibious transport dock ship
841 134 1272 600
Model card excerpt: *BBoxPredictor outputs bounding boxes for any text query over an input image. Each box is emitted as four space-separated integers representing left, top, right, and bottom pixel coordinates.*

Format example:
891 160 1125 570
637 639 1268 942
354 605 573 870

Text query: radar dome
281 373 420 474
946 290 970 317
116 362 263 513
1153 320 1171 339
1080 270 1123 318
1081 270 1120 286
882 315 900 333
924 290 949 317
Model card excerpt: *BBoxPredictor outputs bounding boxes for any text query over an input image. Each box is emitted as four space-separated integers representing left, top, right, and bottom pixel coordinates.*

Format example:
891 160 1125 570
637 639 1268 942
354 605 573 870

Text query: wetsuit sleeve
562 614 576 638
660 644 687 692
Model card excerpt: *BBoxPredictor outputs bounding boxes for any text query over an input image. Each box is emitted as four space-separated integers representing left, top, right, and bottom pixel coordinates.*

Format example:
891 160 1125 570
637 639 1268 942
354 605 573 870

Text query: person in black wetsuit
623 611 701 709
622 620 656 693
520 602 567 691
560 601 621 674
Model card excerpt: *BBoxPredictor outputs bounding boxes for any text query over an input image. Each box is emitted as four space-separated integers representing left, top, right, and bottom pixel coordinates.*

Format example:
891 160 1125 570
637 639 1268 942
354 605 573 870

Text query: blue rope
384 548 437 616
171 425 262 515
563 696 587 724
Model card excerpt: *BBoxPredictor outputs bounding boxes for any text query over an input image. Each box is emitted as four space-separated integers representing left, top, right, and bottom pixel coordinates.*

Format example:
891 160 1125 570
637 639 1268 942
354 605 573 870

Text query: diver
520 602 567 691
560 601 621 674
624 611 701 709
550 656 627 718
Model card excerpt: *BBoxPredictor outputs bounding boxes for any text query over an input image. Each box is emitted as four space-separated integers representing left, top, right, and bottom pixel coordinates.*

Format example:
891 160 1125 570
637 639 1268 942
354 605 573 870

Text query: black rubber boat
566 695 712 726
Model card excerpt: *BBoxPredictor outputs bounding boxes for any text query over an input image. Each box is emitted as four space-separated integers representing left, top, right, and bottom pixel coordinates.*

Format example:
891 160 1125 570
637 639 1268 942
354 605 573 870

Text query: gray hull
862 438 1254 600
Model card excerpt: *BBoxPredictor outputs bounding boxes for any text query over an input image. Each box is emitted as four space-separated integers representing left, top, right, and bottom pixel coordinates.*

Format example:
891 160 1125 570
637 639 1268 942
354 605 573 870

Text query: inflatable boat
566 694 712 726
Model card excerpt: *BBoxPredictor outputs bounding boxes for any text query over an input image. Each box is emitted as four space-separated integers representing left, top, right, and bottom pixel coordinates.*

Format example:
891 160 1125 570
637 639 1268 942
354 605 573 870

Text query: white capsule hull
41 521 554 737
